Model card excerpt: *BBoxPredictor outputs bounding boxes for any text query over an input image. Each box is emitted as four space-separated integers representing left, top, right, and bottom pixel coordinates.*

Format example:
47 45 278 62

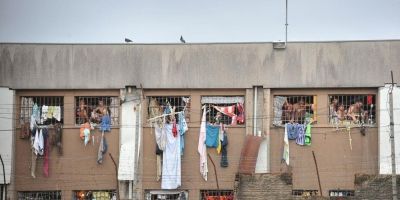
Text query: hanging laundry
296 126 305 146
53 106 61 122
172 121 178 137
206 124 219 148
367 95 373 105
100 115 111 132
220 132 229 167
80 122 91 140
236 103 245 124
198 107 208 181
217 125 224 154
156 145 162 181
41 105 48 123
97 132 108 164
42 128 49 177
54 123 63 155
273 96 287 126
213 105 236 117
32 103 40 124
155 125 167 151
282 124 290 165
149 98 163 127
286 123 298 140
178 112 188 155
84 129 91 146
304 121 312 146
161 124 181 189
47 106 54 119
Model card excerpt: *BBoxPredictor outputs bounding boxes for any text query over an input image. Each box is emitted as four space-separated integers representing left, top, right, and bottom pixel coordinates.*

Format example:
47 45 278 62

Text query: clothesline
147 111 185 121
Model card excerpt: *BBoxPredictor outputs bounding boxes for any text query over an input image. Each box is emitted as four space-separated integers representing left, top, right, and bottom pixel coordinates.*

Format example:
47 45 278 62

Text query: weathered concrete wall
1 40 399 89
13 90 120 200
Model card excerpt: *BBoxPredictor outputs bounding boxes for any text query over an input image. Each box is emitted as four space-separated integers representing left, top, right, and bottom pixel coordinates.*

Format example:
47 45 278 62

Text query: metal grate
75 96 119 125
201 96 245 126
145 190 188 200
200 190 234 200
274 95 315 125
292 190 319 196
329 95 376 125
73 190 116 200
147 96 190 123
20 96 64 125
18 191 62 200
329 190 355 197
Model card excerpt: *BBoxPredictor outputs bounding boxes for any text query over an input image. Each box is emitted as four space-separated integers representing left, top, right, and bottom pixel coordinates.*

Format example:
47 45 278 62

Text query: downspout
253 86 258 136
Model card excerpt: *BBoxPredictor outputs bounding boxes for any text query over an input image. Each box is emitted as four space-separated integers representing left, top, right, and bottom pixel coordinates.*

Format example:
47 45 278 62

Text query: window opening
201 96 245 126
200 190 234 200
329 95 376 125
18 191 62 200
329 190 355 197
73 190 116 200
147 96 190 125
292 190 319 196
273 95 315 126
75 96 119 125
145 190 188 200
20 96 64 125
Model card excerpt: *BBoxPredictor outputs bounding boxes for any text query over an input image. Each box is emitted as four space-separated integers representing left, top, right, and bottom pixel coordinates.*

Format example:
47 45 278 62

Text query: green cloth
304 122 312 146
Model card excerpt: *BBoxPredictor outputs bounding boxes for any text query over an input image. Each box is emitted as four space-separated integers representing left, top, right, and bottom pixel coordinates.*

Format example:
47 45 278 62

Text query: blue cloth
206 124 219 148
100 115 111 132
178 112 188 155
286 123 298 140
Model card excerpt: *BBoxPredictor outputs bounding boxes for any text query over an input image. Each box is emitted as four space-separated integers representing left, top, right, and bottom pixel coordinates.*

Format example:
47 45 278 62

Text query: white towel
198 107 208 181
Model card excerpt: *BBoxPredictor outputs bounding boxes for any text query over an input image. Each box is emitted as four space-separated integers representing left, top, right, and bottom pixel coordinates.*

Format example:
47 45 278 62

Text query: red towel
367 95 373 105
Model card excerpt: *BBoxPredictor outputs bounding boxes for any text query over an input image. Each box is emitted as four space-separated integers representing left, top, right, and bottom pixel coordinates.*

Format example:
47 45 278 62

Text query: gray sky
0 0 399 43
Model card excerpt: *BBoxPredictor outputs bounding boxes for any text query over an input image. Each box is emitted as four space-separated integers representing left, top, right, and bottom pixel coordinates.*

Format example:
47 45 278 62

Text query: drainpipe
253 86 258 136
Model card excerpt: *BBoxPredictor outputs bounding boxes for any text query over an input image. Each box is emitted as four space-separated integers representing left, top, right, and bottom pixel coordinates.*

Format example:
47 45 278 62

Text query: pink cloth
198 107 208 181
213 105 236 117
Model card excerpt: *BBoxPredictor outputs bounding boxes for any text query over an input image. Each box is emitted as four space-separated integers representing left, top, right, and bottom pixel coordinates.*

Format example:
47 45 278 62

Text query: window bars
200 190 234 200
73 190 117 200
18 191 62 200
329 95 376 125
273 95 315 125
147 96 190 124
20 96 64 125
145 190 188 200
329 190 355 197
292 190 319 196
201 96 245 126
75 96 119 125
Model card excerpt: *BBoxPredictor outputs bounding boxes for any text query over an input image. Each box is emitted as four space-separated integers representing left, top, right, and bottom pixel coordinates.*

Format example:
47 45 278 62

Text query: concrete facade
1 40 399 89
0 41 398 199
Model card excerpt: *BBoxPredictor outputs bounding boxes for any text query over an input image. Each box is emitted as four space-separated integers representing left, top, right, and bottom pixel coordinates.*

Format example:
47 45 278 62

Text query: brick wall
354 174 400 200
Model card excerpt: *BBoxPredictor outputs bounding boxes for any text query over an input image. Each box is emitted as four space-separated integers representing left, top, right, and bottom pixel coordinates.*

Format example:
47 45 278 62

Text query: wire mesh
20 96 64 126
73 190 116 200
200 190 234 200
75 96 119 125
274 95 315 124
17 191 62 200
329 95 376 125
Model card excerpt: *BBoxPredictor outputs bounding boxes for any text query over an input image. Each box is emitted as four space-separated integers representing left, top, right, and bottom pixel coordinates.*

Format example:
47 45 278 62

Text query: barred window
329 190 355 197
18 191 62 200
273 95 316 126
145 190 188 200
147 96 190 124
73 190 116 200
292 190 319 196
75 96 119 125
201 96 245 126
329 95 376 125
20 96 64 125
200 190 234 200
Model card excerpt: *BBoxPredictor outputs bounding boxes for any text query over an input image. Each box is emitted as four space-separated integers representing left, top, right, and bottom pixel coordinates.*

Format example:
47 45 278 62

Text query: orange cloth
80 122 91 139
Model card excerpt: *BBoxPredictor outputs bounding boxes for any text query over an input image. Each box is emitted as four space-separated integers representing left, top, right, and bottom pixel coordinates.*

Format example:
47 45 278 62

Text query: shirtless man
292 99 307 123
77 99 88 124
282 101 294 122
337 103 346 121
91 99 109 123
347 101 363 122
